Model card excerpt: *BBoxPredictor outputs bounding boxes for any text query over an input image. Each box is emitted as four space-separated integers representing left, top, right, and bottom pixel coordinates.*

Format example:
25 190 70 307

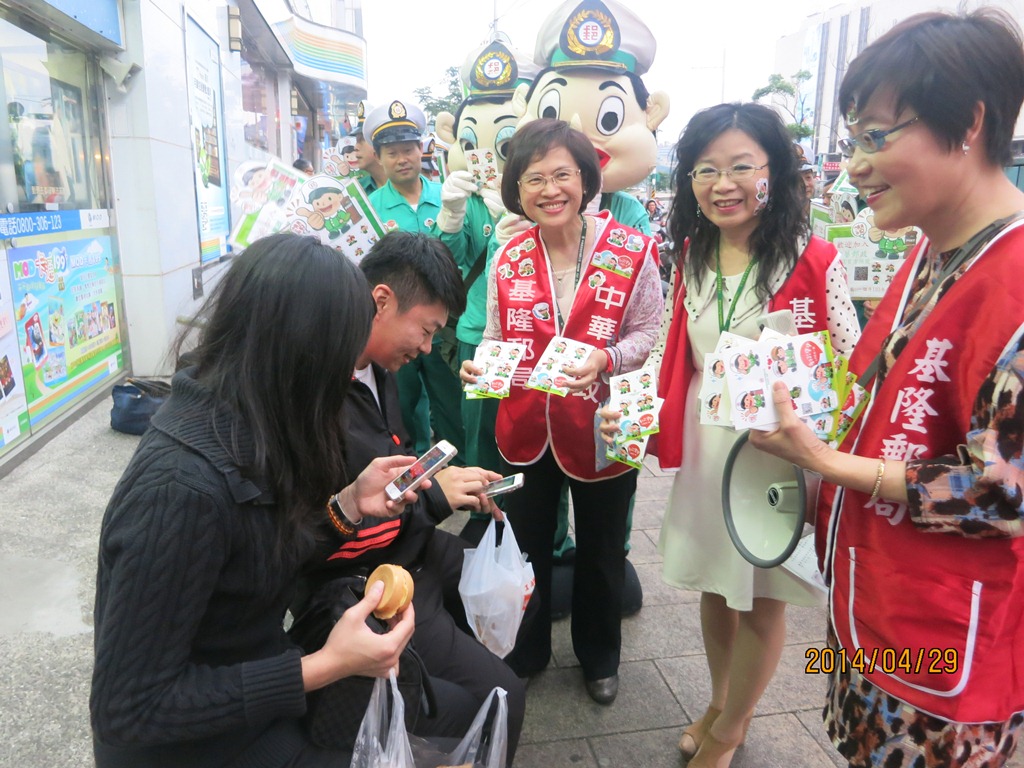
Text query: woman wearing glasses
461 119 663 704
750 10 1024 767
643 102 859 766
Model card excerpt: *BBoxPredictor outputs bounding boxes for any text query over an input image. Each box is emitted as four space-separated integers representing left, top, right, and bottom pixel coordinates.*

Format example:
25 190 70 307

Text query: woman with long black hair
91 234 420 767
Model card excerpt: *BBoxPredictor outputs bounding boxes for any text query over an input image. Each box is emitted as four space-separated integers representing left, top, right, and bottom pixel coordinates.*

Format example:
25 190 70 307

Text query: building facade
772 0 1024 161
0 0 366 468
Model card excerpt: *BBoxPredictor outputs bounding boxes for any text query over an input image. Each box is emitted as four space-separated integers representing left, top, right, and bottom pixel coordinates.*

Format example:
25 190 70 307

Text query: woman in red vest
751 10 1024 767
461 119 663 705
625 102 861 767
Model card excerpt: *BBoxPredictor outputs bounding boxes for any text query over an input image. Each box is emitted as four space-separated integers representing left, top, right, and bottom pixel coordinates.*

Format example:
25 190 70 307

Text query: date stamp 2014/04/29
805 646 960 675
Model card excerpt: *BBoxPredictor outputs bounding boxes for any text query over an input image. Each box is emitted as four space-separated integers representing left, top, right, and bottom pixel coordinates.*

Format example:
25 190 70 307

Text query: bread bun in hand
366 564 414 620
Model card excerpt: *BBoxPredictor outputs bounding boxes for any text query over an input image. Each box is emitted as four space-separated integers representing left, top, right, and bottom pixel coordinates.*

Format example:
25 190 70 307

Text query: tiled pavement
2 396 1021 767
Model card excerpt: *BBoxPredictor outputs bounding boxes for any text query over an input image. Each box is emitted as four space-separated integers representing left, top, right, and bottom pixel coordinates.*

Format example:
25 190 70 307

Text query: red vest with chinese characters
824 222 1024 721
494 211 653 480
656 236 839 471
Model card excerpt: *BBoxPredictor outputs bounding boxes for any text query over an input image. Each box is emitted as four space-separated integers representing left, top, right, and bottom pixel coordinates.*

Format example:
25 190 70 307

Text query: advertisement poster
228 159 307 251
185 15 230 263
6 236 124 429
827 209 919 300
0 251 30 454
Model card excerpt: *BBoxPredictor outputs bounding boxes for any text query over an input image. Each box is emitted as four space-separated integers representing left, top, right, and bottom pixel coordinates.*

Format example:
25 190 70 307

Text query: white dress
658 266 825 611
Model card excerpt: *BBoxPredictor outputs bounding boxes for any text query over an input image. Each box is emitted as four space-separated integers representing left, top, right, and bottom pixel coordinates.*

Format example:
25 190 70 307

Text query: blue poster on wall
185 16 230 263
6 236 124 429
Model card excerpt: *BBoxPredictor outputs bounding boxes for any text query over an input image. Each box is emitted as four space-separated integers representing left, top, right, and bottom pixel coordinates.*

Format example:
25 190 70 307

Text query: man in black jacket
300 231 526 761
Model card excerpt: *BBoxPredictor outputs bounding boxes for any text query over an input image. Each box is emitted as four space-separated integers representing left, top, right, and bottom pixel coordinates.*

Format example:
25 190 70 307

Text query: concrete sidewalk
2 396 1020 767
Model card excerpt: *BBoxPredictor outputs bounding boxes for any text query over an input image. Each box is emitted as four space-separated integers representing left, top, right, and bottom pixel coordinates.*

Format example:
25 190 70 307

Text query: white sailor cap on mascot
436 39 540 173
512 0 669 232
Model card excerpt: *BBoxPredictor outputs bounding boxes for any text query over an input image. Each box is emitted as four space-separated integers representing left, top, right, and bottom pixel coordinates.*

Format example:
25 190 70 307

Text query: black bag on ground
110 377 171 435
287 575 436 751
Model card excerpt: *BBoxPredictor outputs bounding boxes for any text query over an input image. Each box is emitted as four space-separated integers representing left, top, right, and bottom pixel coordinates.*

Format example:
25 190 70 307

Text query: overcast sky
360 0 841 143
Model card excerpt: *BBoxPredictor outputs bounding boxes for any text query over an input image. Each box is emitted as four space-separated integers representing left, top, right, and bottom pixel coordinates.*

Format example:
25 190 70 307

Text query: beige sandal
678 706 721 759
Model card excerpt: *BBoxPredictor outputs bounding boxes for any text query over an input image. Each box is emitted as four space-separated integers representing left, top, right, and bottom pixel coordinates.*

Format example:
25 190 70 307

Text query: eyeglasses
688 163 768 185
838 116 920 158
518 167 581 191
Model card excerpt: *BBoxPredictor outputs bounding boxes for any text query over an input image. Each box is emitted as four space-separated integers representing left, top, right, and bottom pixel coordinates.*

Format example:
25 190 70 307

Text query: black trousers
503 448 637 681
410 529 526 763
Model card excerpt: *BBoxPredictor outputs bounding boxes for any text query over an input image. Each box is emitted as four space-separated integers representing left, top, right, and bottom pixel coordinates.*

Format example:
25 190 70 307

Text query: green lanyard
715 239 754 333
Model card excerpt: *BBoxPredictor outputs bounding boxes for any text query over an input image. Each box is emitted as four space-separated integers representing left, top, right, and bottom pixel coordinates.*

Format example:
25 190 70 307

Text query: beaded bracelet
326 493 361 537
868 459 886 504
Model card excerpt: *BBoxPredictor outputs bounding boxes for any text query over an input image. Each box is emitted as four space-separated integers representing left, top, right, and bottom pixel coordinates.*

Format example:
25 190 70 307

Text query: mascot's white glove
437 170 478 233
495 212 532 246
479 186 506 220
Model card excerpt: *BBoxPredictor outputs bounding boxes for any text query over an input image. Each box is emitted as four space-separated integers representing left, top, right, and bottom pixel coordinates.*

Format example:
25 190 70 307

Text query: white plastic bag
351 671 415 768
459 517 535 658
410 687 508 768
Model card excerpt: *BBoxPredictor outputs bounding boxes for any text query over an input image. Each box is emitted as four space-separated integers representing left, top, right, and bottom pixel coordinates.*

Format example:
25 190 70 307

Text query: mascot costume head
512 0 669 228
436 39 539 174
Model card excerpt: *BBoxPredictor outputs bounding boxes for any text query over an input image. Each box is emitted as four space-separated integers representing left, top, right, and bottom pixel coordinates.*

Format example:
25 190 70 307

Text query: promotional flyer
5 236 123 432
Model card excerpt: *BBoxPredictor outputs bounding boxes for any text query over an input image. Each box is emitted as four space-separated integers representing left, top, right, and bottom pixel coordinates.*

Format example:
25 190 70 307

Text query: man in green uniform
349 100 387 196
365 99 483 460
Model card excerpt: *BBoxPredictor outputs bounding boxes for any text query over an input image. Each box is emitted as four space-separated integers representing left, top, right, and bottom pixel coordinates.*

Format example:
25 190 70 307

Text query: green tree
752 70 814 141
413 66 463 120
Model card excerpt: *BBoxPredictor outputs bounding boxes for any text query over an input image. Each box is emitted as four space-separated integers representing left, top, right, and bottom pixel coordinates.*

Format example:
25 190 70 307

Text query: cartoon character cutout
867 214 918 259
518 258 535 276
295 186 351 239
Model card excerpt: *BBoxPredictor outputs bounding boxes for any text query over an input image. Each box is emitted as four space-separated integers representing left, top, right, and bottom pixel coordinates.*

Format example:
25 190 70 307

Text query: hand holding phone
482 473 524 498
385 440 458 501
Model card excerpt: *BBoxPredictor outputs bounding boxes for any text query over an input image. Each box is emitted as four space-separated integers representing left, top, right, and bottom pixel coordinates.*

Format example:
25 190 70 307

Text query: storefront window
241 56 280 156
0 11 106 213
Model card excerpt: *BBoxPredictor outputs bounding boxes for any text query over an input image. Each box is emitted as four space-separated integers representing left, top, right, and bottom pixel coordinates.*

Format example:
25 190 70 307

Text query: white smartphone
482 472 525 498
385 440 458 501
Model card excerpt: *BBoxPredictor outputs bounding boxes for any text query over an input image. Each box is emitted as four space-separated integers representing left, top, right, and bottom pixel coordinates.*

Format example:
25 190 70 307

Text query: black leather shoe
585 674 619 705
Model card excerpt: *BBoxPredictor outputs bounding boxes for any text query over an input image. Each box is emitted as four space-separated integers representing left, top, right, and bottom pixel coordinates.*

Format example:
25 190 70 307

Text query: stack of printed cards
465 149 499 190
698 331 750 426
699 329 870 446
606 366 662 469
525 337 596 397
464 340 527 399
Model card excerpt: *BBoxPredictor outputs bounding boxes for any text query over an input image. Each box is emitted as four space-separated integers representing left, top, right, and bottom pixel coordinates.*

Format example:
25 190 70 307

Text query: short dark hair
360 231 466 316
668 102 806 304
839 8 1024 166
292 158 313 173
175 233 374 540
500 118 601 216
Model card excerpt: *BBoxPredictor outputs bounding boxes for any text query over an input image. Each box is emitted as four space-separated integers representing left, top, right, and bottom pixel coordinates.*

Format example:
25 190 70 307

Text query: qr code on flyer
854 266 868 281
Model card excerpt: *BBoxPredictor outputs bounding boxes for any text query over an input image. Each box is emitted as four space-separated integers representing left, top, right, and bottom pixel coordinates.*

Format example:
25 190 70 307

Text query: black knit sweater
90 369 320 767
